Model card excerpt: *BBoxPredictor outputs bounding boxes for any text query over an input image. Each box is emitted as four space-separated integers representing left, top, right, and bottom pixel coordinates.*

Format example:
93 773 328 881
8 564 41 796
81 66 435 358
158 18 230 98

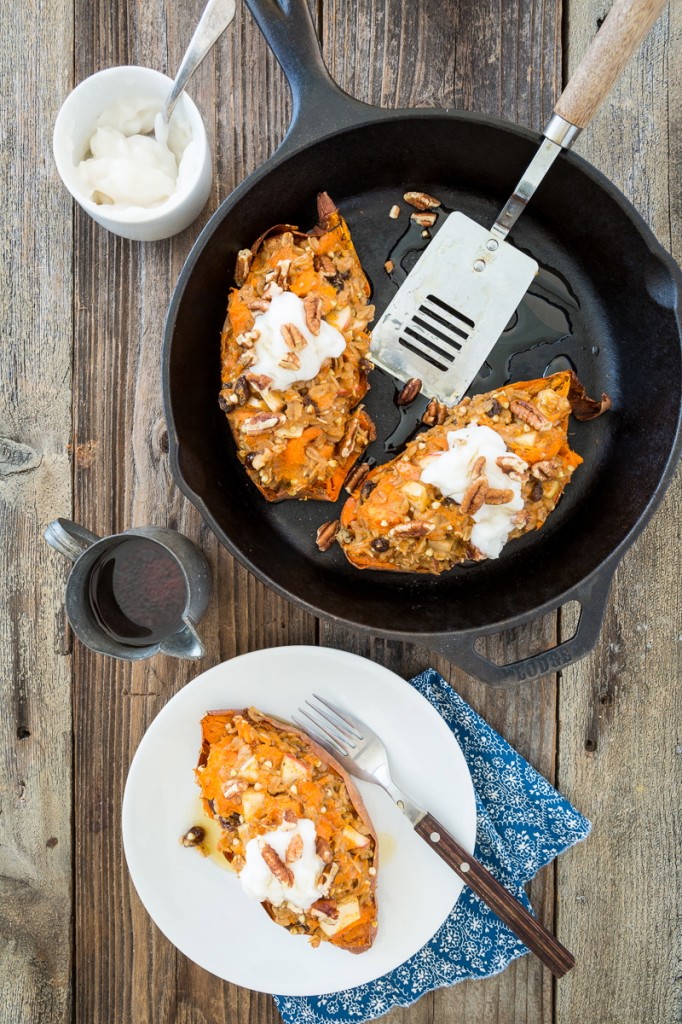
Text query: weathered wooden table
2 0 680 1021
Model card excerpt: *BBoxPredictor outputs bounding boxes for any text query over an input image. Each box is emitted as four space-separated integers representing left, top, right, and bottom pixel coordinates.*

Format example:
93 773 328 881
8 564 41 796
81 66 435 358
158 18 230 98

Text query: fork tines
293 694 363 758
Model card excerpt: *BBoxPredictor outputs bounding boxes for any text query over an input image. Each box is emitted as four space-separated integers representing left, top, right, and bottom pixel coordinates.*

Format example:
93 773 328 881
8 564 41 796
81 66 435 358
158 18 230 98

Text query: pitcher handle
44 518 100 562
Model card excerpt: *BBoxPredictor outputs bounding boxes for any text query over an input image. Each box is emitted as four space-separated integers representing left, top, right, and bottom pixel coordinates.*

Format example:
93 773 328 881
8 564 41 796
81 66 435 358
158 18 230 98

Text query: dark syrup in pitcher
88 537 188 646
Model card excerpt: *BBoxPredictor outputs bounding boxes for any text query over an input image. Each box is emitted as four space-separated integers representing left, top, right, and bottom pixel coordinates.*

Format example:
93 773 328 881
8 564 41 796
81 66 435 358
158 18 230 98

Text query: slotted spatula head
371 212 538 405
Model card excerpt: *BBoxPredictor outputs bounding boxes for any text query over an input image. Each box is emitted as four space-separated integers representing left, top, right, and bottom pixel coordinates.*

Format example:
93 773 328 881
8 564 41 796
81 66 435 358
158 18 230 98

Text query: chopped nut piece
496 454 528 481
389 204 401 219
391 521 433 538
244 373 272 393
422 398 448 426
396 377 422 406
303 294 323 335
510 399 551 431
471 455 486 478
261 843 294 886
403 191 441 210
241 412 286 435
310 898 339 921
316 835 333 863
410 211 437 228
531 458 564 480
278 351 302 371
247 298 270 313
460 476 488 515
316 519 340 552
222 778 249 799
384 259 395 273
313 253 336 276
235 249 253 287
285 834 304 863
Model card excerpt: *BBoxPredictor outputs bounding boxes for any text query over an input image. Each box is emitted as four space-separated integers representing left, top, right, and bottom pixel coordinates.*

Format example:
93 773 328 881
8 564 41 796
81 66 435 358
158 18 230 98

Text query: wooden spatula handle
414 812 575 979
554 0 667 129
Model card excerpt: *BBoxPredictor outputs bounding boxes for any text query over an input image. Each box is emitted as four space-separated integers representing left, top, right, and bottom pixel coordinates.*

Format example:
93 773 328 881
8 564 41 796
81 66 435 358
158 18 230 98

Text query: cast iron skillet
163 0 682 684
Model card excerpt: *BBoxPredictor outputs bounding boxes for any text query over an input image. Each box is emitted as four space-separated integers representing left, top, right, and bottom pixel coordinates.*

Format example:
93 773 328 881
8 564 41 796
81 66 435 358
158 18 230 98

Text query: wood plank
0 0 74 1019
320 1 562 1020
71 2 312 1023
558 2 681 1022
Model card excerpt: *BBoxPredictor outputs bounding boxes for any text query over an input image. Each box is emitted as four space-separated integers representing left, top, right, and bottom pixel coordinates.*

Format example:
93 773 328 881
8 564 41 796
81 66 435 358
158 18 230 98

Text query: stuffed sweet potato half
219 193 376 502
196 707 378 953
336 371 606 574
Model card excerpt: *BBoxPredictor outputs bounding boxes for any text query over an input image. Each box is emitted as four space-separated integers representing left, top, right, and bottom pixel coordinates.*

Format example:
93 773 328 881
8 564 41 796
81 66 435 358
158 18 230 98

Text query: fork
294 694 575 979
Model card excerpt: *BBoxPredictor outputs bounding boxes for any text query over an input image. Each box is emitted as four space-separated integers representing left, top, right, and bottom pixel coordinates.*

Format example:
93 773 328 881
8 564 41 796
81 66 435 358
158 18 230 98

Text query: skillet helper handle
428 567 615 685
414 812 575 979
244 0 369 152
552 0 667 133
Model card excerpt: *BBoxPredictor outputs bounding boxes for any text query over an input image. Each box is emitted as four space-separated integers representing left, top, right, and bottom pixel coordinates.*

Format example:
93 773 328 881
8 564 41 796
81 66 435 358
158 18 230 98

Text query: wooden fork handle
414 812 575 979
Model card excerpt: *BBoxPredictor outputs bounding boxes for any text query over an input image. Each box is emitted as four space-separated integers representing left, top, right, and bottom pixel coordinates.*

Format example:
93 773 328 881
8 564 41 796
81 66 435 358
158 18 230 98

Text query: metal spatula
371 0 667 404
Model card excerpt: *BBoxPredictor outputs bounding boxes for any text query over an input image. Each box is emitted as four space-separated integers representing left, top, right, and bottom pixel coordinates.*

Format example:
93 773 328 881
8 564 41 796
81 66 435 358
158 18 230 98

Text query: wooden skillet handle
414 812 575 979
554 0 667 130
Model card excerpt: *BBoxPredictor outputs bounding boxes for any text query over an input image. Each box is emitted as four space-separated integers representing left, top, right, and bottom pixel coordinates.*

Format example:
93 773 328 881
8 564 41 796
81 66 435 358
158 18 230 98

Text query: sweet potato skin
196 707 378 954
337 371 596 574
219 195 376 503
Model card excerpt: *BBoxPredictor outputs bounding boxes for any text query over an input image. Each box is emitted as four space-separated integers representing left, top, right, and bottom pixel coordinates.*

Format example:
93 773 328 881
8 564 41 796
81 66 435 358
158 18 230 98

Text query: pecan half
392 520 433 538
261 844 294 886
310 899 339 921
241 412 286 435
316 519 339 552
403 191 441 210
281 322 308 351
278 351 301 371
496 454 528 481
344 461 371 494
285 834 304 863
396 377 422 406
471 455 486 478
410 211 437 228
510 399 551 431
340 418 359 459
234 248 253 287
303 295 322 336
316 835 333 863
484 487 514 505
460 476 488 515
422 398 448 426
531 459 563 480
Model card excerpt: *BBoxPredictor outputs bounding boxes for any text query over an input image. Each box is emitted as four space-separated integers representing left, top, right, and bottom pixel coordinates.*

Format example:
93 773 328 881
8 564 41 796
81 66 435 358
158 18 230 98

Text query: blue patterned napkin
274 668 590 1024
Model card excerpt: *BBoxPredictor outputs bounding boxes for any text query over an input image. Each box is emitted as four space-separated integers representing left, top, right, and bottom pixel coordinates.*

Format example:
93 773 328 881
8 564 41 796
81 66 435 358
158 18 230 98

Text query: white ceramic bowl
53 66 212 242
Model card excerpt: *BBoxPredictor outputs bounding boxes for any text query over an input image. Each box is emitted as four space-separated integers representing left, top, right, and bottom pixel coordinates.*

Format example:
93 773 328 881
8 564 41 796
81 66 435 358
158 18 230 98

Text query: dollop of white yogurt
77 98 191 208
238 818 326 910
248 291 346 390
420 424 529 558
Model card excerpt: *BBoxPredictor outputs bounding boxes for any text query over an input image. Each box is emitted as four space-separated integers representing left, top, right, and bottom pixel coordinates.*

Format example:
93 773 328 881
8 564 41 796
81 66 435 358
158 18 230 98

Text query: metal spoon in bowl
160 0 236 125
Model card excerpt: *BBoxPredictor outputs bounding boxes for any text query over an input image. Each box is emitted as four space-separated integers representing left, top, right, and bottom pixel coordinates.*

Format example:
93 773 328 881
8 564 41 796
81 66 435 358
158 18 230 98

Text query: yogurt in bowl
53 66 212 241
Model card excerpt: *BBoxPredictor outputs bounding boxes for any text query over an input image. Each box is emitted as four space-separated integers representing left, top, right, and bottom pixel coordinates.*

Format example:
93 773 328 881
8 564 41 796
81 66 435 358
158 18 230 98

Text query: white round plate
122 646 477 996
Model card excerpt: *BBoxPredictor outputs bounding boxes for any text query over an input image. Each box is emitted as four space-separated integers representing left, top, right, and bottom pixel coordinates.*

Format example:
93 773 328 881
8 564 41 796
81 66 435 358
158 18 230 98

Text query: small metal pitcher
44 518 211 661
